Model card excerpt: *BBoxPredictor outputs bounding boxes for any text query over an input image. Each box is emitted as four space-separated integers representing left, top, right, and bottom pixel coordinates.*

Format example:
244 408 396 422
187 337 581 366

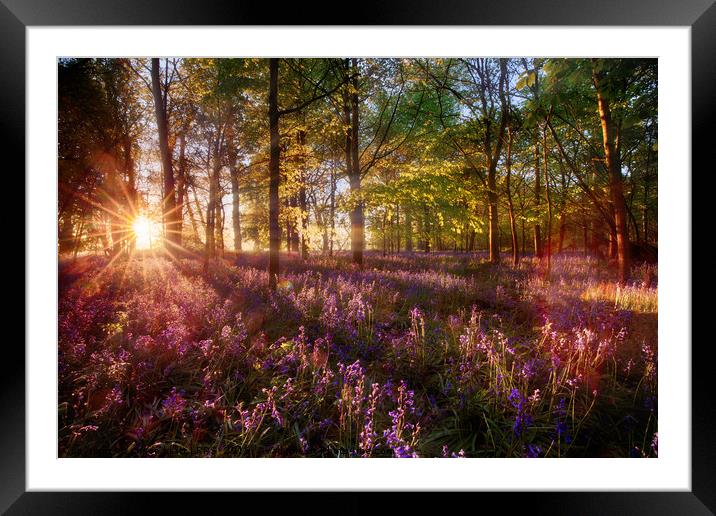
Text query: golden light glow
132 216 154 250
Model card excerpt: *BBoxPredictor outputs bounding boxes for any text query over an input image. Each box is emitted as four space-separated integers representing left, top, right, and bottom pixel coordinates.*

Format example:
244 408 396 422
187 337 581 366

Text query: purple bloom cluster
58 253 657 458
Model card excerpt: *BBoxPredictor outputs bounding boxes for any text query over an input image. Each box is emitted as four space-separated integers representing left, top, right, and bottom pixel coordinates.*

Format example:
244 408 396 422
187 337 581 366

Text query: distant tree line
58 57 657 285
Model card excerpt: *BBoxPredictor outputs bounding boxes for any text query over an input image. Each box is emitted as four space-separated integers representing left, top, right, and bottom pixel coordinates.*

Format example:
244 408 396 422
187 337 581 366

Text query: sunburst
132 215 155 250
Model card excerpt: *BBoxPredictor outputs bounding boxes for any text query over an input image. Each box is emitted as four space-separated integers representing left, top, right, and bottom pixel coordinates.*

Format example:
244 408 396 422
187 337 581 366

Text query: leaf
526 71 537 88
515 75 528 91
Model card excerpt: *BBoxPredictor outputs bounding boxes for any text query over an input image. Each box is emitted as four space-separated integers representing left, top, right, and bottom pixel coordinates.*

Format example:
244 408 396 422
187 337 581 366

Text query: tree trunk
382 209 387 256
533 225 542 259
185 186 203 245
297 129 309 260
423 206 431 253
405 206 413 252
329 164 336 256
175 133 186 247
557 155 566 254
230 167 242 253
487 178 499 263
543 124 552 276
285 195 292 252
226 123 242 254
216 185 224 257
150 58 180 248
583 210 589 256
124 136 138 251
268 58 281 290
484 59 508 264
506 126 519 266
593 62 630 284
395 204 400 252
205 138 220 260
349 59 364 267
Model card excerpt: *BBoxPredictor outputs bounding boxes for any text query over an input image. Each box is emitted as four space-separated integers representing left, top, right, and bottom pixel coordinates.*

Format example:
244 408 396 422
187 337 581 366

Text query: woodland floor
58 251 658 458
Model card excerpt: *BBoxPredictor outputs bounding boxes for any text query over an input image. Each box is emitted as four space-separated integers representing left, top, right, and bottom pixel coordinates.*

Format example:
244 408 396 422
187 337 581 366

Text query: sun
132 215 154 250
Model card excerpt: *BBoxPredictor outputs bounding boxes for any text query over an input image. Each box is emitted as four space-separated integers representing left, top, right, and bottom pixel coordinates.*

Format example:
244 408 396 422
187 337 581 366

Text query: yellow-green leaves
516 70 537 91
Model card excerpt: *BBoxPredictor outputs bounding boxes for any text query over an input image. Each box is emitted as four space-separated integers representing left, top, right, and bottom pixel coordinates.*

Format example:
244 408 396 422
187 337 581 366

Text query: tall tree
151 58 181 248
592 60 630 284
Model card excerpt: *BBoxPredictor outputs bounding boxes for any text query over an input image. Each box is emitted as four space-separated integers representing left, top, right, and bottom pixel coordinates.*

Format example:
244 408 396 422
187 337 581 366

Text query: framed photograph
6 0 710 512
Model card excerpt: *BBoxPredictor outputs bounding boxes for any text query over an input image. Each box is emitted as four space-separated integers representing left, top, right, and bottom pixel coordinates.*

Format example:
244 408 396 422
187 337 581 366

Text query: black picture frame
4 0 710 513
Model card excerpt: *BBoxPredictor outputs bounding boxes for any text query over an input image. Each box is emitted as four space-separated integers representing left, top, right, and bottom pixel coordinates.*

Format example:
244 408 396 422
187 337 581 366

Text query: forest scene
58 57 658 458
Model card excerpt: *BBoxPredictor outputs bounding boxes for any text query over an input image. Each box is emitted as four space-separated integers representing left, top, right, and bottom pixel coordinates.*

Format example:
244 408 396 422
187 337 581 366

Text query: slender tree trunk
124 136 137 251
423 206 431 253
583 210 590 256
543 124 553 276
533 132 542 258
230 168 242 253
106 160 124 255
349 58 364 267
382 209 387 256
150 58 180 248
405 206 413 252
329 164 336 256
297 129 309 260
484 59 508 264
192 184 206 227
506 126 519 266
593 63 630 284
627 202 641 245
205 138 219 260
268 58 281 290
487 176 500 263
289 194 300 253
216 186 224 257
557 153 566 254
285 196 292 251
642 131 653 245
226 123 243 254
175 133 186 247
395 204 400 252
417 212 424 251
185 186 203 245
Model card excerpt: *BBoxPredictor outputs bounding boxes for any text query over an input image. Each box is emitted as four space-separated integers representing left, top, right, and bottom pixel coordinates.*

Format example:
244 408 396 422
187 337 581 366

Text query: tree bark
150 58 180 248
543 124 553 276
533 132 543 258
124 135 138 251
405 205 413 252
297 129 309 260
268 58 281 290
485 59 509 264
348 58 364 267
593 63 630 283
226 123 242 254
205 137 220 260
329 163 336 256
506 126 519 266
230 168 242 253
174 133 187 247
